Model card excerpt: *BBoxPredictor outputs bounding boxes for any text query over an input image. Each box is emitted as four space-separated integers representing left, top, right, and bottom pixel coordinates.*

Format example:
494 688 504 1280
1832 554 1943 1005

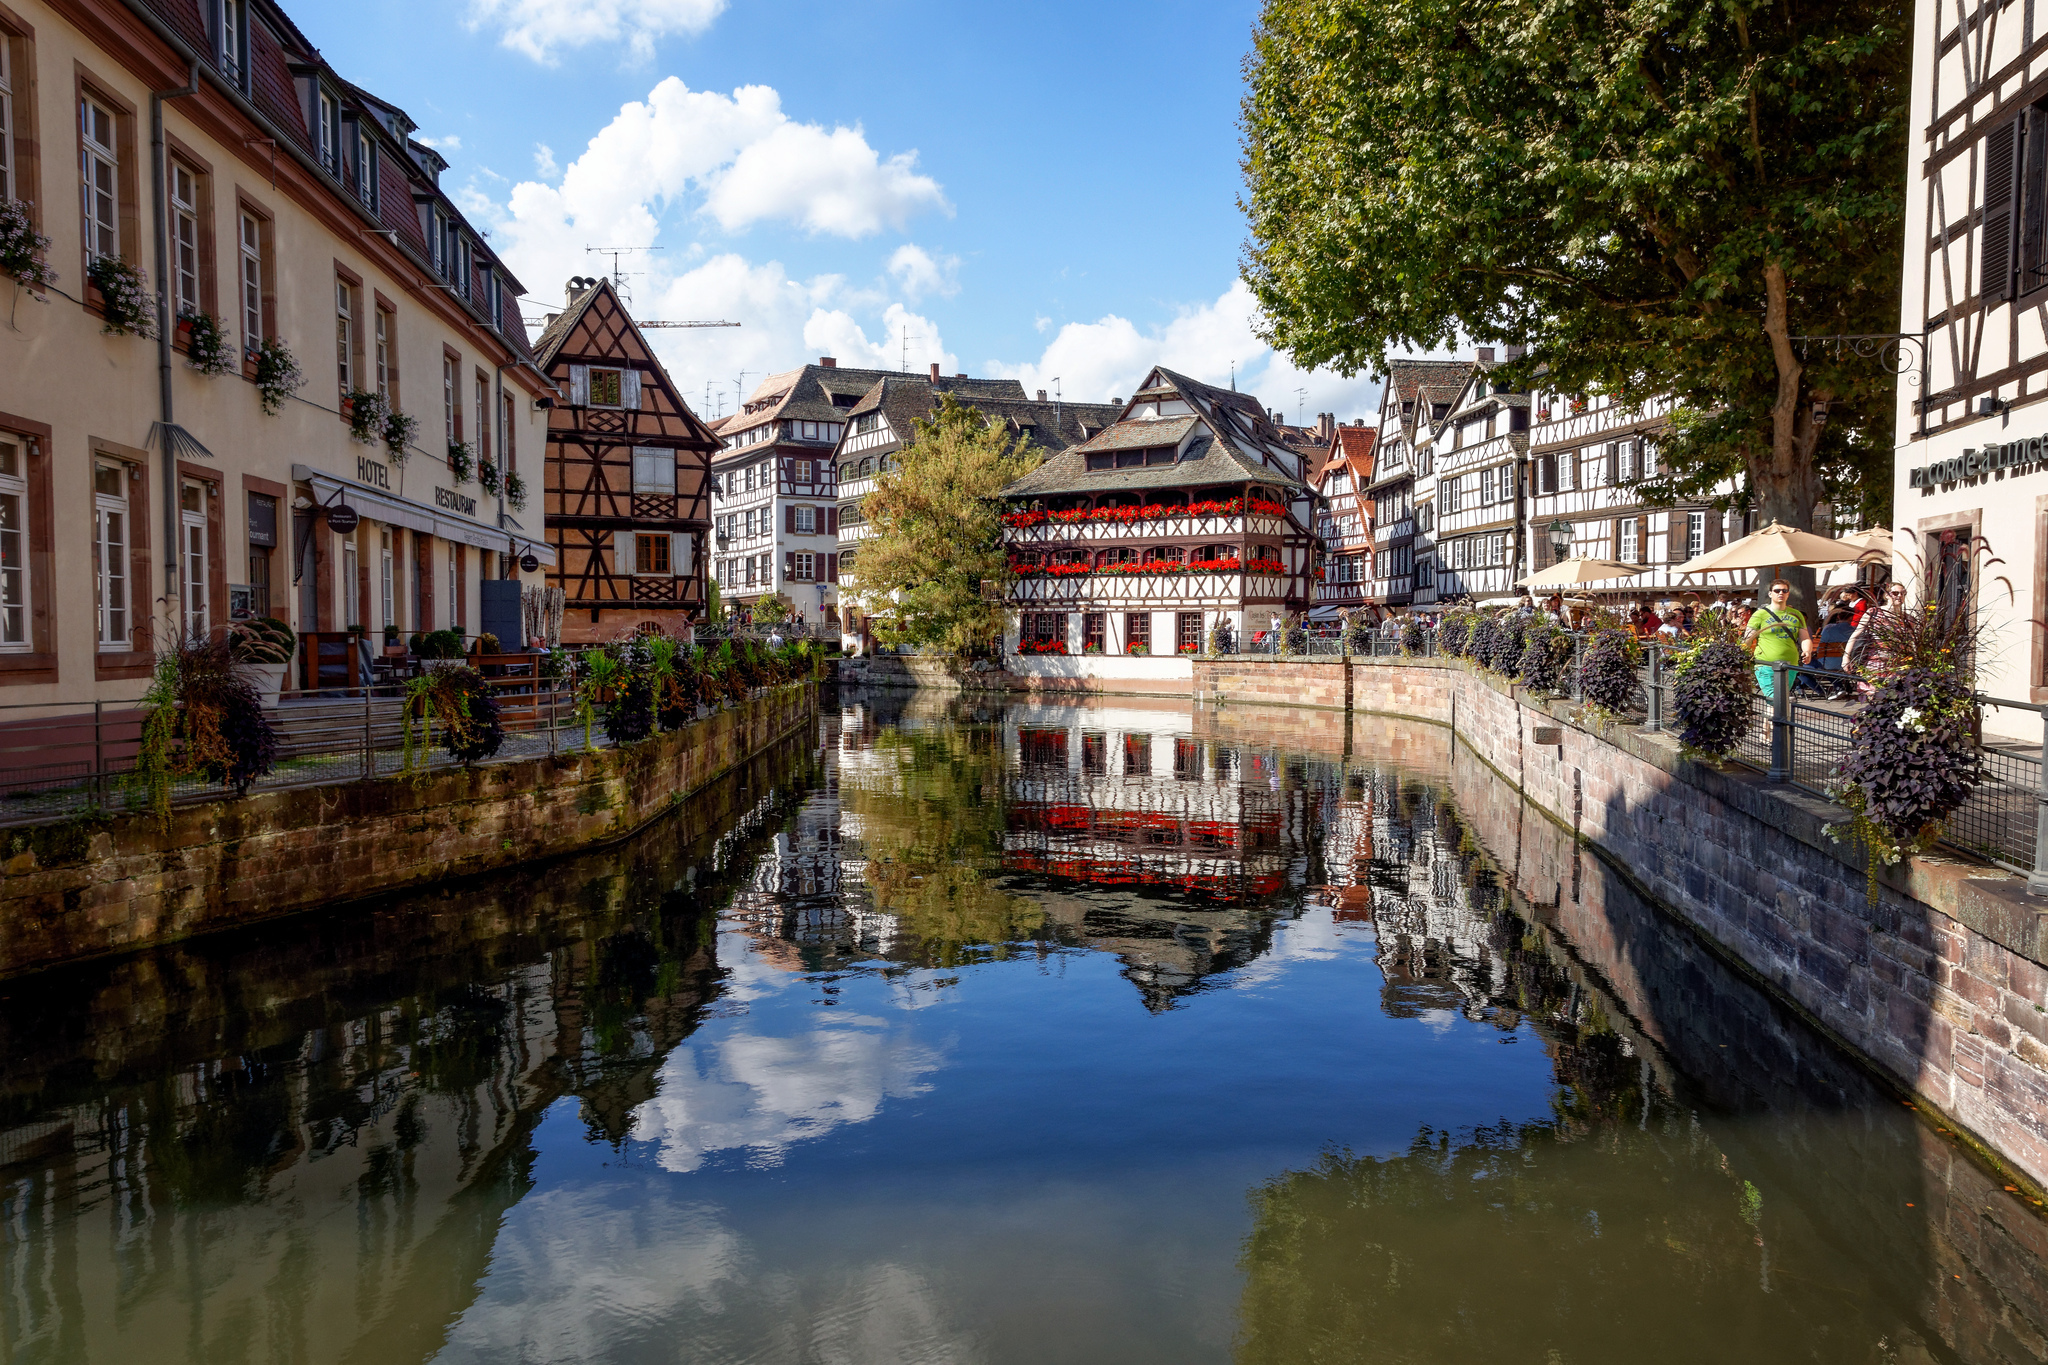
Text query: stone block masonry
0 683 817 978
1190 652 2048 1196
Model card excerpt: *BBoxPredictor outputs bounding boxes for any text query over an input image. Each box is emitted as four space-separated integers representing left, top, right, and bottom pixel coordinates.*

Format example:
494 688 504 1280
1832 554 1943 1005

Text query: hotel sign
1910 438 2048 488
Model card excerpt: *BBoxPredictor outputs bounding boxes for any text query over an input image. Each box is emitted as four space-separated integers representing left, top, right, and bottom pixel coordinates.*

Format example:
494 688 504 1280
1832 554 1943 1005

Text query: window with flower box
79 94 120 262
1125 612 1150 654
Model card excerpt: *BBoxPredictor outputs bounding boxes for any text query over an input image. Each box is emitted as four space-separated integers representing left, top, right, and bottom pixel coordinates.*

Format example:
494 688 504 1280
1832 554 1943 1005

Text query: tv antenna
1294 387 1309 425
899 326 920 374
584 244 660 303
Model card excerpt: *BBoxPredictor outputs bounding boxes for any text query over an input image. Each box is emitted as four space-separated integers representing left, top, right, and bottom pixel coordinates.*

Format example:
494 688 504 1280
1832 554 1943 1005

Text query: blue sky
309 0 1384 425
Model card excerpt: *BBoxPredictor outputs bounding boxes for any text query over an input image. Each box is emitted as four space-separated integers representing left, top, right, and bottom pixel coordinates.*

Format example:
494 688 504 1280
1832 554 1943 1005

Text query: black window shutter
1985 116 2021 304
2024 108 2048 292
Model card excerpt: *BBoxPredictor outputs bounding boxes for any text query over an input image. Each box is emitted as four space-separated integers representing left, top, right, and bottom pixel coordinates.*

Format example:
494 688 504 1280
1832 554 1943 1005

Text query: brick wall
0 684 817 977
1334 656 2048 1194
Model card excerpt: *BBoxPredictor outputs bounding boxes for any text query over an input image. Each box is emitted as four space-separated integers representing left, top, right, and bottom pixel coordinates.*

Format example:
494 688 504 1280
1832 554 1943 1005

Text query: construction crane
639 320 741 329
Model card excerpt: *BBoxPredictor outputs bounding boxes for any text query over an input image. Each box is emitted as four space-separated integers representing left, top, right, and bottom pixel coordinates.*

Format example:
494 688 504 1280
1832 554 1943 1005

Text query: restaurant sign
1910 438 2048 488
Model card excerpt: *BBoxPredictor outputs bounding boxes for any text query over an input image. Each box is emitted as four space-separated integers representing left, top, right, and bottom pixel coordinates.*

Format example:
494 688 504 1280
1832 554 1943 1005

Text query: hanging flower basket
476 459 502 496
504 470 528 511
179 311 237 375
0 199 54 288
345 388 390 445
447 440 475 483
382 409 417 465
86 256 158 337
252 337 304 415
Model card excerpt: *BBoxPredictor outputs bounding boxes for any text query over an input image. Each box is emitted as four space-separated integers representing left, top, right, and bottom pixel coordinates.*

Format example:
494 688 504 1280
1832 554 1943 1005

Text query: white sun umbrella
1516 556 1648 589
1674 521 1861 580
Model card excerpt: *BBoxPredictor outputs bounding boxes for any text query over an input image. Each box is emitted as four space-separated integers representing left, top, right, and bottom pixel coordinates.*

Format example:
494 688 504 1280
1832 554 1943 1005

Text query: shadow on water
1 690 2045 1364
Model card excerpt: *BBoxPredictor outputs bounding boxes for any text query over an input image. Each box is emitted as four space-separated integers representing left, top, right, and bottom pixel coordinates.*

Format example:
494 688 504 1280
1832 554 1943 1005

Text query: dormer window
317 93 338 175
217 0 245 86
353 131 376 210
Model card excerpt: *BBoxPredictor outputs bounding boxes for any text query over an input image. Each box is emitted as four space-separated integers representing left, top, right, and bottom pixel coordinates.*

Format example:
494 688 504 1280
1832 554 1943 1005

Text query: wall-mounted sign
325 503 360 534
355 455 391 490
1909 438 2048 489
435 487 478 517
519 551 540 573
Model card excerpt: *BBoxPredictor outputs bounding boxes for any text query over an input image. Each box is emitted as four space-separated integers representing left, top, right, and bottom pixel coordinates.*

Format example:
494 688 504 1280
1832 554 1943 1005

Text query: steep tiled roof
1384 359 1475 404
1071 415 1198 453
836 378 1119 454
1313 425 1378 485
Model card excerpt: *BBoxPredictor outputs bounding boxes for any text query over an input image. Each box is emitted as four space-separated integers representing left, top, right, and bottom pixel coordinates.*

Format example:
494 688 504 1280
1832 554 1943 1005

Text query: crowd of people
1349 578 1900 700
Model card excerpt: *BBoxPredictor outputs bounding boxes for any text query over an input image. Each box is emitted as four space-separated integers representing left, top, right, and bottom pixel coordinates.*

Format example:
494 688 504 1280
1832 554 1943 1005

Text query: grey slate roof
999 365 1309 501
716 367 1030 436
829 377 1120 457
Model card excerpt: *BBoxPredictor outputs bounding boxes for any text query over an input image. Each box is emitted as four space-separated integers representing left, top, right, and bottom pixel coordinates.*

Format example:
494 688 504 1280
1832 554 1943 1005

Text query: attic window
1086 453 1114 471
588 368 622 407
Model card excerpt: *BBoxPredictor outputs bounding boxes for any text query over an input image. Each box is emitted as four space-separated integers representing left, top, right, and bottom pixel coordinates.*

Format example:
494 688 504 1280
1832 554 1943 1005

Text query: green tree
854 394 1041 657
1239 0 1909 542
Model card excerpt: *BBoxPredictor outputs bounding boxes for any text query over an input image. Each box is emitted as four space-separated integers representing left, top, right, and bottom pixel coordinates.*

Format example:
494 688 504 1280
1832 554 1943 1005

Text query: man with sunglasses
1742 581 1813 697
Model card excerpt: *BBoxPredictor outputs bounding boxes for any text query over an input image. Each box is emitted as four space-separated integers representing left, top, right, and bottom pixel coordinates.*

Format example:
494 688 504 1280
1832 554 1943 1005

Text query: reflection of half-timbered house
1894 0 2047 712
534 278 723 641
999 367 1316 670
1311 424 1378 619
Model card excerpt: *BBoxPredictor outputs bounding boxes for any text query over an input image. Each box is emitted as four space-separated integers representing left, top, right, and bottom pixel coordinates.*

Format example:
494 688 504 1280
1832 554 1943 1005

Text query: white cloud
416 133 461 152
532 143 557 178
709 124 949 237
887 244 960 302
804 303 955 376
992 280 1382 423
468 0 726 63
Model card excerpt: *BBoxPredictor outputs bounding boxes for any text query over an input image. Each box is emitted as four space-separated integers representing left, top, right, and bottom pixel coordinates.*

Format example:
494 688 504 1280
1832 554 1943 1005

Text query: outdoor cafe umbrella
1673 520 1861 580
1836 526 1895 556
1515 556 1648 589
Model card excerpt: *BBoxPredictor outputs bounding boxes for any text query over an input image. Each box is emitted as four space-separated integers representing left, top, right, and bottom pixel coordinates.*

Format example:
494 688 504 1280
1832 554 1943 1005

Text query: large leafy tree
1240 0 1910 539
853 395 1041 657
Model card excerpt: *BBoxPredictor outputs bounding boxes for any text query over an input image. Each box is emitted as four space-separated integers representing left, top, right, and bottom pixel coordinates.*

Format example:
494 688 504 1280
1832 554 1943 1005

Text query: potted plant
179 311 237 375
447 440 475 483
505 469 529 511
0 199 54 287
476 459 502 496
253 337 304 415
85 256 158 337
346 388 390 444
383 624 405 656
382 409 417 466
229 616 295 705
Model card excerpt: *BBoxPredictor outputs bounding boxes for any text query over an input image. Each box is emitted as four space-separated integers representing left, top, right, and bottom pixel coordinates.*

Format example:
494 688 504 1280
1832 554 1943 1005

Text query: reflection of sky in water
435 909 1562 1365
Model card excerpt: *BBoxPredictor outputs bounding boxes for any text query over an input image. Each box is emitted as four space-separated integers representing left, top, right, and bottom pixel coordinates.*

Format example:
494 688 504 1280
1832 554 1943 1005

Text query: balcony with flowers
1006 542 1291 603
1000 494 1290 545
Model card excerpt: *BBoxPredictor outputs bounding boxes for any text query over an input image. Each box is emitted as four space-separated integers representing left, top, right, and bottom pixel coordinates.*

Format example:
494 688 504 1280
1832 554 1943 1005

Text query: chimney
819 356 836 368
565 277 590 306
956 372 967 379
1037 390 1047 401
1318 412 1335 440
930 363 941 381
1476 346 1495 363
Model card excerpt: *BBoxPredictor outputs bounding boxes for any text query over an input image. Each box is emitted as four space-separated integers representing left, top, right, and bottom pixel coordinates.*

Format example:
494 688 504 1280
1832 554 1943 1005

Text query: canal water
4 692 2046 1364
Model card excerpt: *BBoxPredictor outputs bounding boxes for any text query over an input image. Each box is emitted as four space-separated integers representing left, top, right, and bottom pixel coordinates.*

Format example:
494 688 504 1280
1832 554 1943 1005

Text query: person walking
1743 582 1812 697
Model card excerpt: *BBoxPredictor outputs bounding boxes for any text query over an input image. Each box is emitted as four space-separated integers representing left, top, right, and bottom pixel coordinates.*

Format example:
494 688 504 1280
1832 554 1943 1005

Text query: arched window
1143 546 1185 564
859 458 873 477
839 462 854 481
1097 546 1137 567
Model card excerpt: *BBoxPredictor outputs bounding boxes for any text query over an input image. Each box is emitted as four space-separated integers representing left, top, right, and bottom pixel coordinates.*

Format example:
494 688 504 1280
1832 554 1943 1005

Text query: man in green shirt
1743 581 1812 697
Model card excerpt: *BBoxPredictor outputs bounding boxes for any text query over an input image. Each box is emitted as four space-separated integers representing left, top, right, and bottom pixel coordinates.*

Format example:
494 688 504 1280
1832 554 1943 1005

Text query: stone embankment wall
1192 654 2048 1195
0 683 817 978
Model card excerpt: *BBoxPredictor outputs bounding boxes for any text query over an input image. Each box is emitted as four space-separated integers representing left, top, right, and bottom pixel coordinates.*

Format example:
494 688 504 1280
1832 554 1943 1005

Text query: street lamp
1547 519 1573 565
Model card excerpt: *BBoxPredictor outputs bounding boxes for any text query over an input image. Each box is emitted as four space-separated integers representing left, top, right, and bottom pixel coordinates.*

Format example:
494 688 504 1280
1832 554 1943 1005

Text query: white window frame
1619 517 1638 564
0 436 27 650
335 278 353 399
443 356 456 444
239 212 263 354
80 96 118 263
380 530 394 630
353 130 374 210
94 460 129 651
0 38 16 203
181 478 210 641
317 92 338 174
170 162 200 318
795 505 816 534
791 552 813 582
1687 510 1706 558
341 537 359 629
375 308 389 400
217 0 243 84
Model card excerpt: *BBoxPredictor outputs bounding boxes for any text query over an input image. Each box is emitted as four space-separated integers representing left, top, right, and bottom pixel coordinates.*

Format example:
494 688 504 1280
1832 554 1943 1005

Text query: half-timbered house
1364 360 1472 611
1896 0 2048 712
533 277 723 641
1524 389 1748 603
1311 424 1378 619
998 366 1316 676
1424 359 1530 603
831 371 1118 652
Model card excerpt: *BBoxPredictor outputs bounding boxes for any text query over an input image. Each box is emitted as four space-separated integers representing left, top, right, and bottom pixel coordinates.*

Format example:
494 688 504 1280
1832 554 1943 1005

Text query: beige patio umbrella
1515 556 1648 588
1836 527 1894 555
1674 520 1861 579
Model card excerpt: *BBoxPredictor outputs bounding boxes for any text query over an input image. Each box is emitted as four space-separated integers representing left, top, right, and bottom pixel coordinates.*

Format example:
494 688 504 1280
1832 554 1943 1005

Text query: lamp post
1547 519 1573 566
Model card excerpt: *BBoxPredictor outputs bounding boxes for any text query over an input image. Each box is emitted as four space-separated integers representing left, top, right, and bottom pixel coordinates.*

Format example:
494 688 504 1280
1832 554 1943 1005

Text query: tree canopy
851 395 1041 657
1239 0 1910 531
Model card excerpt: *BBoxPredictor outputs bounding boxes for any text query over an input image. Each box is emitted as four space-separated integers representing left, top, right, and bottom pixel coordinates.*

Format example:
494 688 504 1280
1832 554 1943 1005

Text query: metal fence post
92 698 105 811
361 685 373 779
2031 709 2048 894
1769 662 1792 782
1571 633 1584 702
548 680 558 756
1644 645 1663 732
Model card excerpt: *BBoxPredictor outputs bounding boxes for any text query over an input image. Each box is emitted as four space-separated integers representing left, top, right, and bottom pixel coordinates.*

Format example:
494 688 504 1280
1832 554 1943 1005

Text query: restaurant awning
292 465 556 566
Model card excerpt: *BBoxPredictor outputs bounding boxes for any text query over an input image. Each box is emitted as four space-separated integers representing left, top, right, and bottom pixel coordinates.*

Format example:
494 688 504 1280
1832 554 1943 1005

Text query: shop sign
1910 437 2048 488
519 552 540 573
435 487 478 516
355 456 391 491
325 503 360 534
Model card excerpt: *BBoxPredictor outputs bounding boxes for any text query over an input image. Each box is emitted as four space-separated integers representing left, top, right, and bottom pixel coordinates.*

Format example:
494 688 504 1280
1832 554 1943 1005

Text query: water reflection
0 691 2042 1364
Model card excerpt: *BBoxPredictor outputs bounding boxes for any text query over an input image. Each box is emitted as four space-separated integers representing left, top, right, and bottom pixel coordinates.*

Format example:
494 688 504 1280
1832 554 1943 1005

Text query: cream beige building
0 0 554 712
